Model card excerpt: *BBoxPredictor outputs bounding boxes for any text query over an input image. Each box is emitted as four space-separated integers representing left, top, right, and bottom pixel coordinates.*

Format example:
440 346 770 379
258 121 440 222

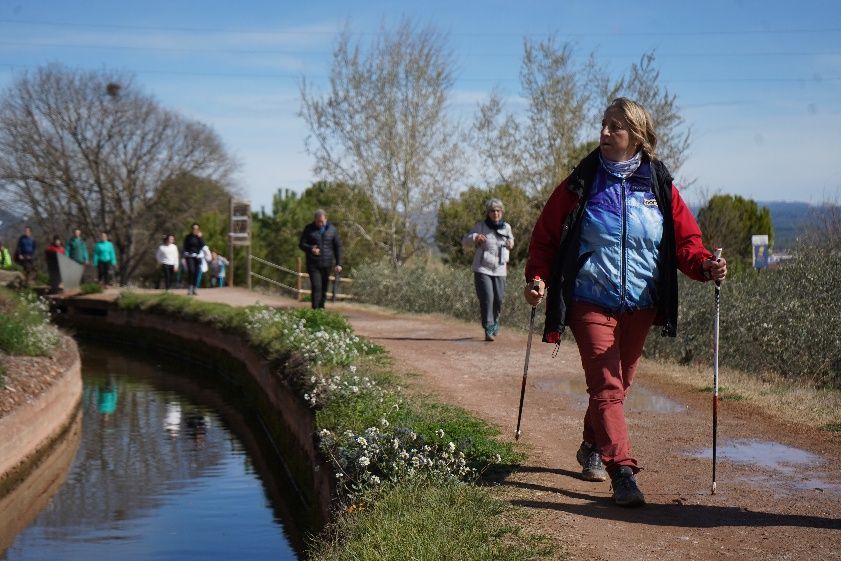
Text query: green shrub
79 282 104 294
645 249 841 387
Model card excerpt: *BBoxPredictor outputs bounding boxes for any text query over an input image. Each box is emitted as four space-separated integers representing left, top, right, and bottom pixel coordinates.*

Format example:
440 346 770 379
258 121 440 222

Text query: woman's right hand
523 278 545 307
475 234 487 246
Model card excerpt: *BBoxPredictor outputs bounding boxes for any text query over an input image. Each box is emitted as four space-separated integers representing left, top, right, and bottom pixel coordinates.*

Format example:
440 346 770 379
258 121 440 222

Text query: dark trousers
97 262 111 285
161 264 175 290
474 272 506 329
307 264 332 309
186 257 202 288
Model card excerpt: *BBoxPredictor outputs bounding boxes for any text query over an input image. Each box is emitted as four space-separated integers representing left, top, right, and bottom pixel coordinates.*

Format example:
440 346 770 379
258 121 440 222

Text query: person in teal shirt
65 228 89 265
92 231 117 286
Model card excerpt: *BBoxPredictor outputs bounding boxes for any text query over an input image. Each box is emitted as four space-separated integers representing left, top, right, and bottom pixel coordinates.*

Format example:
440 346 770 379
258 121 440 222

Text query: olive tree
300 20 463 265
0 64 236 283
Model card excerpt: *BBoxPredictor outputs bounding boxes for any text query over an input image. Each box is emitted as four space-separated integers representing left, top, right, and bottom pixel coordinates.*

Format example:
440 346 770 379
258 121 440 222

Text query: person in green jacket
65 228 89 265
0 242 11 268
92 231 117 286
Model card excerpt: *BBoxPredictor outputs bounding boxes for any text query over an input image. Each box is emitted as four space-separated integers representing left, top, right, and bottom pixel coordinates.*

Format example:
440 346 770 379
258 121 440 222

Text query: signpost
228 199 251 288
751 235 769 270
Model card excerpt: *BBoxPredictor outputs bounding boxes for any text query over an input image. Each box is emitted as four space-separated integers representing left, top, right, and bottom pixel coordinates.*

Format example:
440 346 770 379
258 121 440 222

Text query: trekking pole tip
711 481 717 495
515 429 521 440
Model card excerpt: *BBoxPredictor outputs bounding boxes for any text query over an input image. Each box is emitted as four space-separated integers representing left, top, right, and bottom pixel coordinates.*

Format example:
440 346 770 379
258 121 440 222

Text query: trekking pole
331 270 341 303
515 277 542 441
711 248 723 495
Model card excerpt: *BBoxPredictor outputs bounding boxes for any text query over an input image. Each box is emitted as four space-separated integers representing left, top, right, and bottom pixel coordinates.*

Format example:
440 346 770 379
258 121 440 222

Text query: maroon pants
568 302 656 476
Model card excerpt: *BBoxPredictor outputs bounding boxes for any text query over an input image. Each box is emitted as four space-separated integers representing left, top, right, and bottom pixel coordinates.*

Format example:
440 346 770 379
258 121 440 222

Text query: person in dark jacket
524 98 727 507
15 226 37 286
182 223 204 295
299 209 342 309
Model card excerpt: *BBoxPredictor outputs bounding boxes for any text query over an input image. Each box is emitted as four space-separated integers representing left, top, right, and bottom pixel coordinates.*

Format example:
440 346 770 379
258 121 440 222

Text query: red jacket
525 150 712 341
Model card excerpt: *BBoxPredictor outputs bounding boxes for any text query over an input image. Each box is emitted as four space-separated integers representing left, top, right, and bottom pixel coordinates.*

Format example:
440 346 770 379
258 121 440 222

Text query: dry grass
642 356 841 430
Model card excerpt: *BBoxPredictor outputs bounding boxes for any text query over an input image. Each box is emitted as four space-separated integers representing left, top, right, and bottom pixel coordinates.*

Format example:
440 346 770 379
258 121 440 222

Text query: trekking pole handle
530 276 542 308
713 248 723 287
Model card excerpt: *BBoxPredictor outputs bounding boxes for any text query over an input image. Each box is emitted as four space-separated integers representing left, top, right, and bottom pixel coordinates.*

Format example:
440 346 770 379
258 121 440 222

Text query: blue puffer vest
573 160 664 311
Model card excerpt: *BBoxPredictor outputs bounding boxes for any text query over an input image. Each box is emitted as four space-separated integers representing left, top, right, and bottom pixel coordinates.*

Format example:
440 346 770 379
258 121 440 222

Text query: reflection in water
1 345 299 561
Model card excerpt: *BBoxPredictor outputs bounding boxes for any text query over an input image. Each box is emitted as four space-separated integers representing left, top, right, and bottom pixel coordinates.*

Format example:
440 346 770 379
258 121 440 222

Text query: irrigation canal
1 343 302 561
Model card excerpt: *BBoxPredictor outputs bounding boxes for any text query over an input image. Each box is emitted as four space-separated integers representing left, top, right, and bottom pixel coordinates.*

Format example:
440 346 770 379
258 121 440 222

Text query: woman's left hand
702 256 727 282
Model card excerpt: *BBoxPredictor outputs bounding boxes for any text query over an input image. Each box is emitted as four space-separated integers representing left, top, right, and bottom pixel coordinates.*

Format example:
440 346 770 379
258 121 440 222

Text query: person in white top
155 234 179 291
461 198 514 341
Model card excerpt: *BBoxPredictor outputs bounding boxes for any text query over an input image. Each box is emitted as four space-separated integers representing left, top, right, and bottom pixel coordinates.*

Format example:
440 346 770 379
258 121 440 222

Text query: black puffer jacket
299 222 342 268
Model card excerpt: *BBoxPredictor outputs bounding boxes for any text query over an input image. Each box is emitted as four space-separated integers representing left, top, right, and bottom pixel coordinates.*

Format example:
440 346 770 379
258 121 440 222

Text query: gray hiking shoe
611 466 646 507
576 443 608 482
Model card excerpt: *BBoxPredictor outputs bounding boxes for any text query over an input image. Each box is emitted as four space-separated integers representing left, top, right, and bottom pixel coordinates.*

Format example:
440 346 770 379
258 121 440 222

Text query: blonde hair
607 97 657 160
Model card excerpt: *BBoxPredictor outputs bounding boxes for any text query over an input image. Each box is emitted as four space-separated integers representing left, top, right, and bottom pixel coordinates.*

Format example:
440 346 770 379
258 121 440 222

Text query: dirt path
190 288 841 559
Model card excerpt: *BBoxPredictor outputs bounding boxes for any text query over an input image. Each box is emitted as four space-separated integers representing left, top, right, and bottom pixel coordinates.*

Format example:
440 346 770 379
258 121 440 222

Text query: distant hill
758 201 840 251
689 201 827 251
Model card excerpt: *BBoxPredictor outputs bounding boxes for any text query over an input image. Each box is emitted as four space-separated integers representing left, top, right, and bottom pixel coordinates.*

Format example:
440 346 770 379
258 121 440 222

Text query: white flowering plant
317 423 484 503
0 289 60 356
243 305 380 366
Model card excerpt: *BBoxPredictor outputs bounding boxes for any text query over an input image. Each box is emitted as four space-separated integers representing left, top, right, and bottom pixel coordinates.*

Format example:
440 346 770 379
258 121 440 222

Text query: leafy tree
436 184 533 266
300 19 463 265
696 194 773 269
0 64 236 283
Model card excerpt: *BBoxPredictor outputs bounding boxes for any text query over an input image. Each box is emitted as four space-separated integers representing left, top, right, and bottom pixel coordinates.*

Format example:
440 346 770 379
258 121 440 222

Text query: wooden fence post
296 257 303 301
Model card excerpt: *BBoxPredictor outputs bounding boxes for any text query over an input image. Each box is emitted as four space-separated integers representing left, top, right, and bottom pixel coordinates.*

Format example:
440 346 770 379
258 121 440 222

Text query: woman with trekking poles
523 97 727 507
463 198 514 341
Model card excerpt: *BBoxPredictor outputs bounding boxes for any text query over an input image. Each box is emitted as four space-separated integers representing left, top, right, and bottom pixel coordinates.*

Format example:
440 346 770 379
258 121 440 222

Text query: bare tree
473 41 691 200
473 37 603 199
608 51 691 175
0 65 236 283
300 20 463 265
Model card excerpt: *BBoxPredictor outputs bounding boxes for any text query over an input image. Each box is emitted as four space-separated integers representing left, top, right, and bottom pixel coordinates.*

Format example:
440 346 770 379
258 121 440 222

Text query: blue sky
1 0 839 210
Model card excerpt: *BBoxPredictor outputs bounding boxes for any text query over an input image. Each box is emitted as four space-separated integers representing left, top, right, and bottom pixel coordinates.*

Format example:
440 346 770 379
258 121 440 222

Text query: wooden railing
249 255 353 301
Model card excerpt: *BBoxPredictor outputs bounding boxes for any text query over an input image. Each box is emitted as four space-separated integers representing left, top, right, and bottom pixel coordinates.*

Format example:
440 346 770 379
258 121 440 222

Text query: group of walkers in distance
1 226 118 288
0 222 229 293
155 223 229 294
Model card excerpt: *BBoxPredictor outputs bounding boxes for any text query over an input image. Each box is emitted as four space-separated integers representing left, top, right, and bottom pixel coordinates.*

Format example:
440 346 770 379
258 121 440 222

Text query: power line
1 39 840 60
0 62 837 85
1 17 840 37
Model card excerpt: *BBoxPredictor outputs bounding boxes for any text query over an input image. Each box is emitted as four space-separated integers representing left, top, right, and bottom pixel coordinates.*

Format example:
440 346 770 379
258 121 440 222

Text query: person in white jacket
462 198 514 341
155 234 179 291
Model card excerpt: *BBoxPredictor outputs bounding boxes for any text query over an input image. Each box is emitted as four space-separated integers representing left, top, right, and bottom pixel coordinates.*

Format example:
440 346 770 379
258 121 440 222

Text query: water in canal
1 345 301 561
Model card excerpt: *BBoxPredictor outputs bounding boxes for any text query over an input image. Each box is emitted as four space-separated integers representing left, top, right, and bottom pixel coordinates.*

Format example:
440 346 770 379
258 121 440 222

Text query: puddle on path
692 439 823 471
691 439 841 497
533 376 687 413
